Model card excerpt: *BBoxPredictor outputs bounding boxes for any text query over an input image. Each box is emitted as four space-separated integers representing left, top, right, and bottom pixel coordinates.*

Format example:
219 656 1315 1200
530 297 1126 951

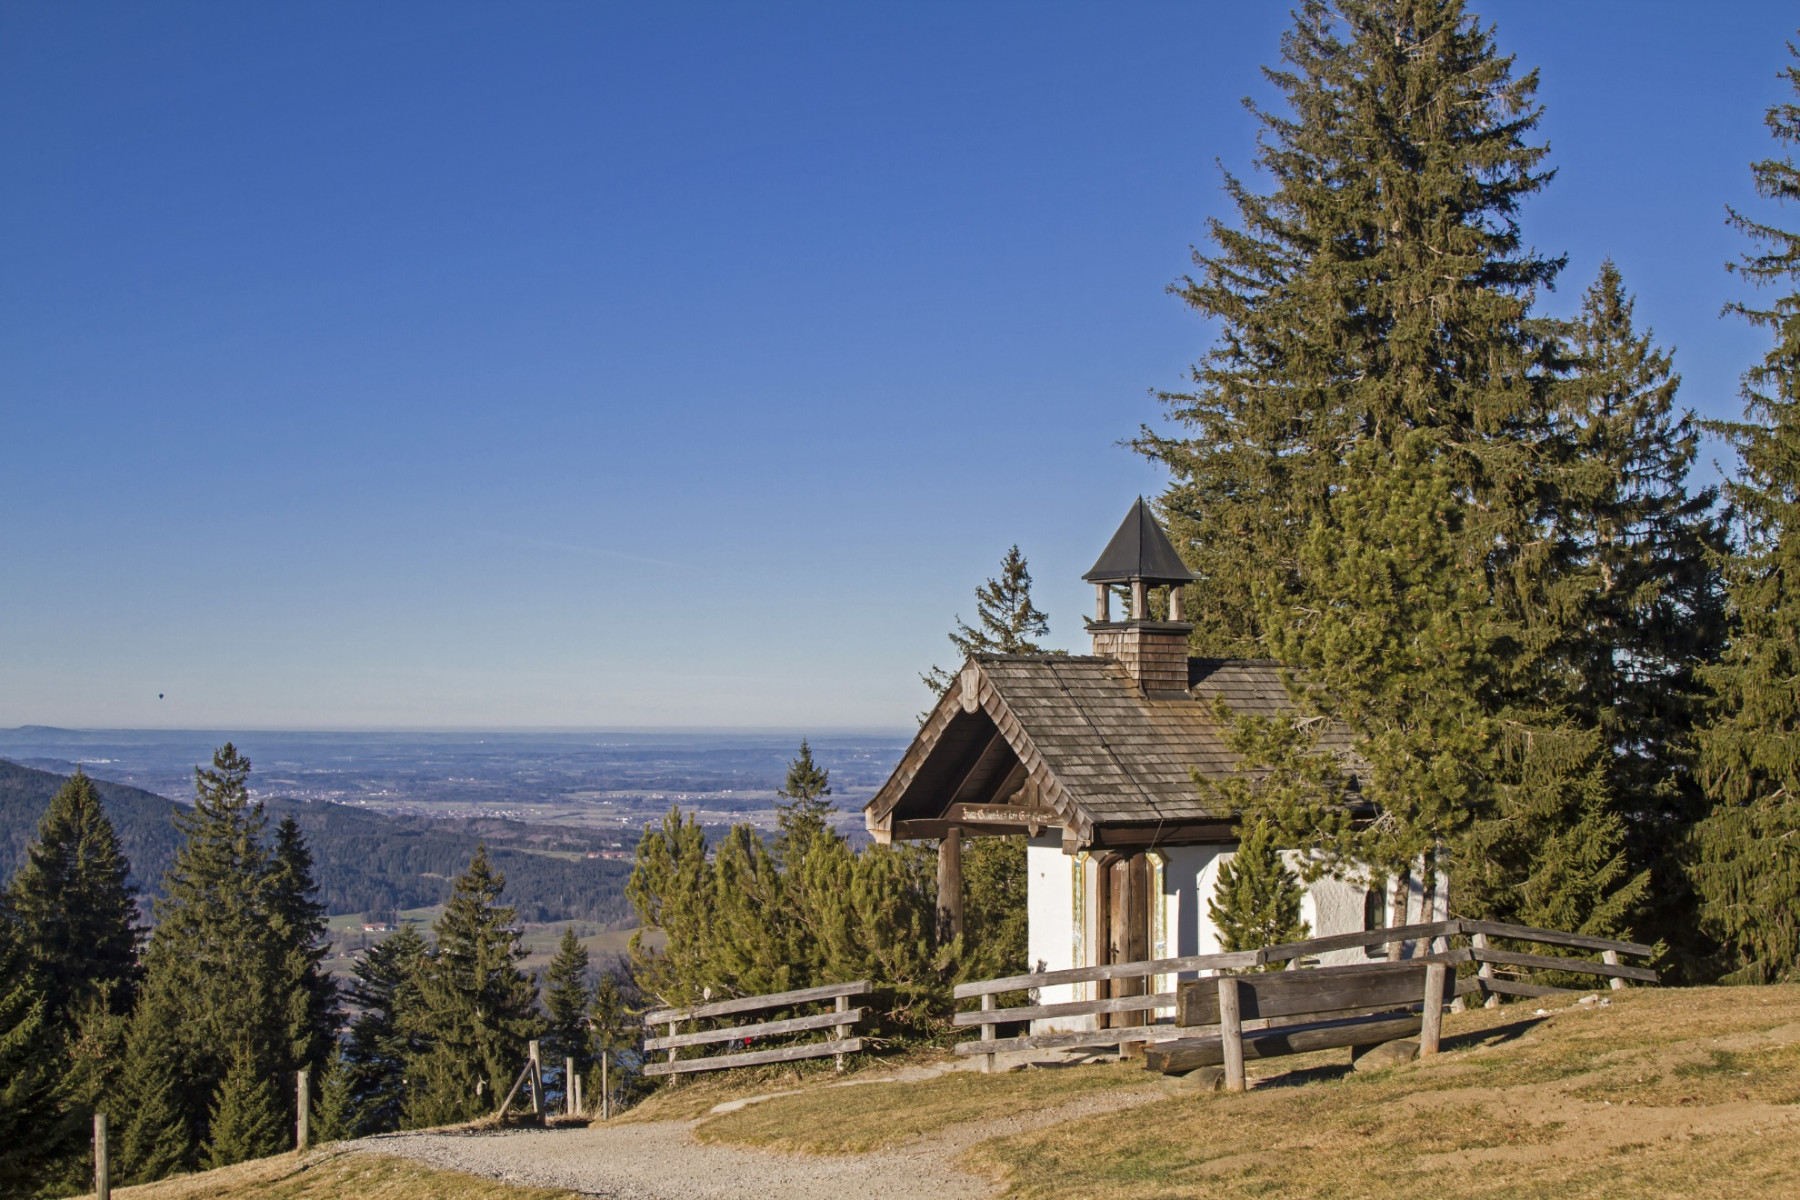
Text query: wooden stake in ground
602 1050 610 1121
296 1067 311 1151
528 1040 543 1115
565 1057 576 1116
1217 975 1245 1092
94 1112 109 1200
1420 963 1446 1056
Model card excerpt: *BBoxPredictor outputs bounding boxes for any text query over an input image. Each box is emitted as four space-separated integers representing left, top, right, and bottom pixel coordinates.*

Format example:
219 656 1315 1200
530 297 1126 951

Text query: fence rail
643 980 869 1077
952 918 1657 1069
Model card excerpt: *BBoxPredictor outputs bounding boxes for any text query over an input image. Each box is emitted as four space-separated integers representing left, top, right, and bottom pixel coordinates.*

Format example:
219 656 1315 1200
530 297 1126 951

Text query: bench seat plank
1144 1013 1424 1075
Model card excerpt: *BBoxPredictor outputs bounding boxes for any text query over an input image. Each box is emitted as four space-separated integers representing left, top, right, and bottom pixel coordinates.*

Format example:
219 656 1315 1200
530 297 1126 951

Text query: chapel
863 499 1448 1034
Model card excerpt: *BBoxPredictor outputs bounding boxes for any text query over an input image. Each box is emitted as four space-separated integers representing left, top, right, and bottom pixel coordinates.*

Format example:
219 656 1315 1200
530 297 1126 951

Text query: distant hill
0 759 634 925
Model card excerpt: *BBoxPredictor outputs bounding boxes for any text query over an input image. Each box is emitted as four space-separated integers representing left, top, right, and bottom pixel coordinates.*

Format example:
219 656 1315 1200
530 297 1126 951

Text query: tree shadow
1441 1016 1546 1054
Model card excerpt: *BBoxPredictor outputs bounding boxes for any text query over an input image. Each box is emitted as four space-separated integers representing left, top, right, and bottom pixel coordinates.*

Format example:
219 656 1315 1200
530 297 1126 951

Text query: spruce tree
268 816 337 1080
773 740 834 866
309 1051 356 1145
0 906 56 1199
112 1003 190 1185
402 846 540 1128
6 769 141 1033
1695 43 1800 984
202 1045 286 1168
587 967 644 1112
1137 2 1645 936
1544 262 1725 961
541 928 591 1106
922 545 1051 695
343 924 429 1135
1208 819 1309 958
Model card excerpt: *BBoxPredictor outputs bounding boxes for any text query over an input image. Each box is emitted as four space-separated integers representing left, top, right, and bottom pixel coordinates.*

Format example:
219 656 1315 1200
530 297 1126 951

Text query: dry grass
960 986 1800 1198
75 1147 581 1200
694 1057 1150 1153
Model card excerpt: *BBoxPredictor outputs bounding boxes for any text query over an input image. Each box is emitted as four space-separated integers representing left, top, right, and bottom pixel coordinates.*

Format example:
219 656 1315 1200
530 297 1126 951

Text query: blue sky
1 2 1793 731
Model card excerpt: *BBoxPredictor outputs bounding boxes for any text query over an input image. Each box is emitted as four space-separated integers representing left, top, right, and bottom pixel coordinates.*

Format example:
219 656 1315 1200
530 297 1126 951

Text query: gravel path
353 1083 1165 1200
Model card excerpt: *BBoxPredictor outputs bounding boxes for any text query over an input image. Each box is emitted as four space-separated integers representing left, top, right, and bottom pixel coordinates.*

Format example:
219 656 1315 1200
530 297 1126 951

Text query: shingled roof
864 652 1362 851
1082 497 1196 585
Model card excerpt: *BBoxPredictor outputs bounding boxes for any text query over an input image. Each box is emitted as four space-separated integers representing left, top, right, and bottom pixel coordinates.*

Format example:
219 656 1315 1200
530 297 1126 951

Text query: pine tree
1694 43 1800 985
268 816 337 1081
1539 261 1725 962
773 740 835 866
1134 3 1648 938
922 545 1051 696
1208 819 1310 958
309 1051 356 1144
961 836 1029 981
343 924 429 1135
202 1045 286 1168
587 965 648 1113
626 809 715 1008
0 905 57 1199
541 928 591 1106
402 846 540 1128
5 769 141 1033
115 744 307 1176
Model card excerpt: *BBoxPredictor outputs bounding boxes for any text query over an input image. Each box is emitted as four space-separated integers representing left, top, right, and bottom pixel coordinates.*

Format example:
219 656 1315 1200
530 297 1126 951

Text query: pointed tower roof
1082 497 1196 585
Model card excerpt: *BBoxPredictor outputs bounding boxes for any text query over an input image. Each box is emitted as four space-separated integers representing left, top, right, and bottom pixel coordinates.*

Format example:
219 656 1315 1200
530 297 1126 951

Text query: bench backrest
1176 961 1428 1027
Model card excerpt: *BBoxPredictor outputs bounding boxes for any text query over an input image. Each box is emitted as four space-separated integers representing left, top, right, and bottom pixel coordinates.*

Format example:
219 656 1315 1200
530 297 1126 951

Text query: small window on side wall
1363 880 1387 932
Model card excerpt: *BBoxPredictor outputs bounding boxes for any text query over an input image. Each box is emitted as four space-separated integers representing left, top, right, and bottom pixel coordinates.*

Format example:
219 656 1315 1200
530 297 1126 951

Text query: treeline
0 747 641 1198
1140 0 1800 984
627 742 1027 1029
0 760 634 925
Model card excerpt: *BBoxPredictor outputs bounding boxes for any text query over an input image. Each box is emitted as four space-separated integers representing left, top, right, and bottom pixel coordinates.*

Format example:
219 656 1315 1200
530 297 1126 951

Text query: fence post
296 1067 310 1151
564 1056 576 1116
668 1019 678 1070
601 1050 610 1121
1471 932 1499 1008
94 1112 110 1200
980 993 996 1075
528 1041 542 1115
1420 963 1446 1057
1217 975 1245 1093
1602 949 1628 991
835 993 852 1074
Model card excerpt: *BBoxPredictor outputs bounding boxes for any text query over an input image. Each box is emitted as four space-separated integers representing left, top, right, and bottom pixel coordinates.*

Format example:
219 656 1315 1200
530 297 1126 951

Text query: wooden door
1102 853 1151 1028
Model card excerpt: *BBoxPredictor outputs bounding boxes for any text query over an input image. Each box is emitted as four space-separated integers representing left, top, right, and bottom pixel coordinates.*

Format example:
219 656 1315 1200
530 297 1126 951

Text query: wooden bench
1145 954 1470 1090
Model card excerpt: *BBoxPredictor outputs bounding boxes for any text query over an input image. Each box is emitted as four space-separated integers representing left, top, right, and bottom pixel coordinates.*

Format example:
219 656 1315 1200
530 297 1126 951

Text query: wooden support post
528 1041 542 1115
1420 963 1446 1057
1602 949 1628 990
601 1051 611 1121
834 993 853 1073
1388 874 1408 961
572 1072 582 1118
565 1057 576 1116
1217 975 1245 1093
668 1019 679 1068
1095 583 1109 623
980 993 996 1075
94 1112 110 1200
937 827 964 940
1472 932 1499 1008
296 1067 310 1151
1130 579 1148 620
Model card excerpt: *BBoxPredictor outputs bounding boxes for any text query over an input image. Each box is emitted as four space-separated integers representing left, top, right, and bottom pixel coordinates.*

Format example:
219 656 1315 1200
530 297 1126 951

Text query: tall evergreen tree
0 904 56 1199
772 740 835 865
343 924 429 1136
114 744 322 1177
6 769 141 1032
402 846 540 1128
541 927 591 1106
309 1050 356 1145
1137 1 1642 936
268 816 337 1081
1695 44 1800 985
1544 262 1725 960
1208 819 1310 958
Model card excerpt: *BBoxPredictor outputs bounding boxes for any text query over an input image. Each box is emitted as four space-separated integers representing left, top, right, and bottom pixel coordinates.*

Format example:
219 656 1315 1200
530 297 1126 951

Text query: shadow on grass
1441 1016 1546 1054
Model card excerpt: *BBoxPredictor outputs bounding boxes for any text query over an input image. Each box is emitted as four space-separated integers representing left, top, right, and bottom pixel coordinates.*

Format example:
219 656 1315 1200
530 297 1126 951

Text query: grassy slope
693 985 1800 1198
79 1149 581 1200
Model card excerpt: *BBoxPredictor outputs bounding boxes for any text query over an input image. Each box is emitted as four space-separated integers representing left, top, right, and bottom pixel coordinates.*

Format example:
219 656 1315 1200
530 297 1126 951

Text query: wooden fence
642 980 869 1077
952 919 1654 1071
